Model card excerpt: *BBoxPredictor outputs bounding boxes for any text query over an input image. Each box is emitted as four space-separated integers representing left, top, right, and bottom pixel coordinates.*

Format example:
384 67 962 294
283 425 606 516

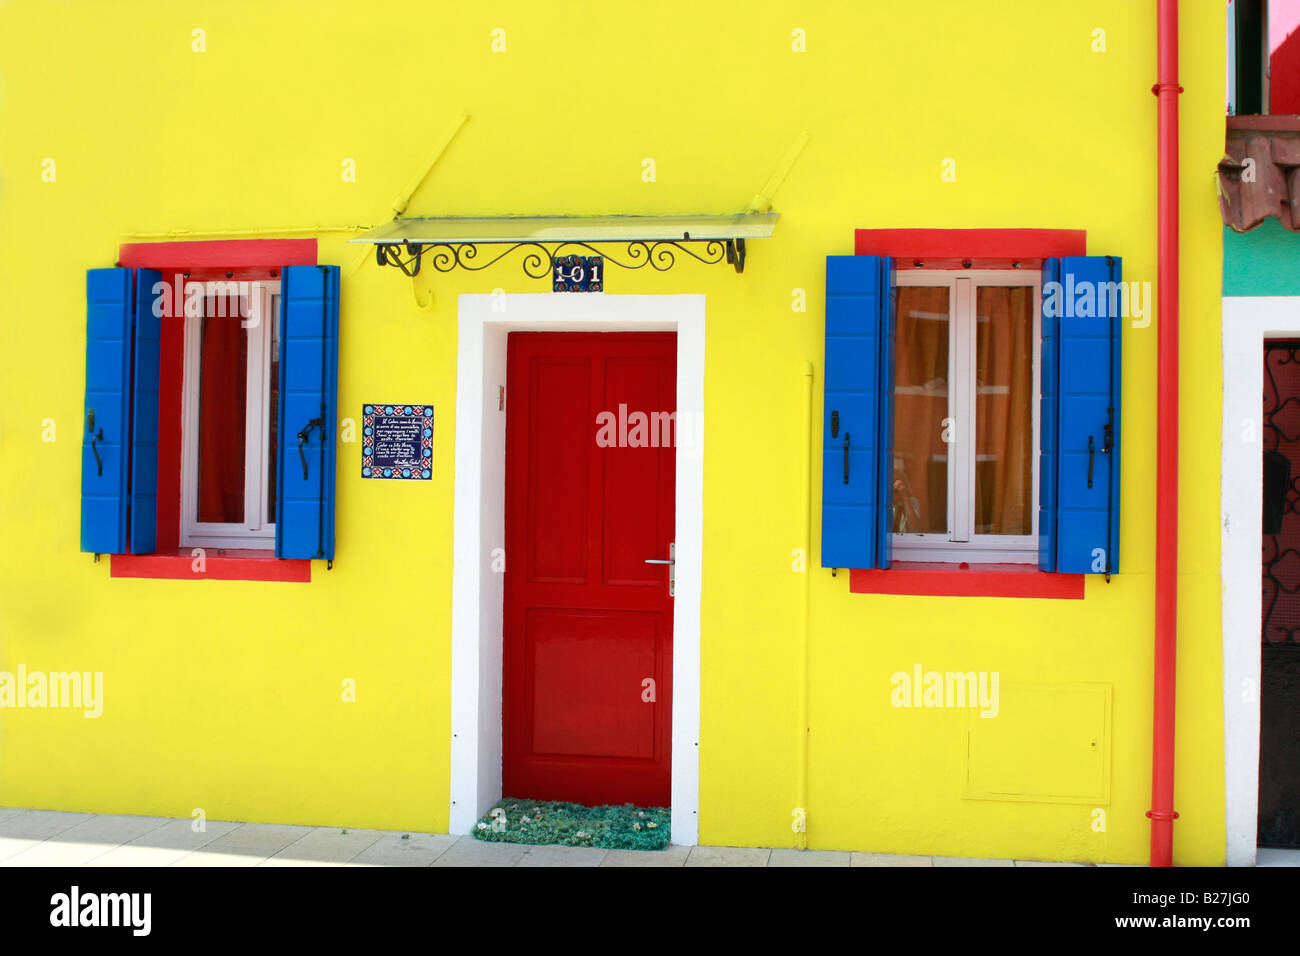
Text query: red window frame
849 228 1087 600
110 239 317 583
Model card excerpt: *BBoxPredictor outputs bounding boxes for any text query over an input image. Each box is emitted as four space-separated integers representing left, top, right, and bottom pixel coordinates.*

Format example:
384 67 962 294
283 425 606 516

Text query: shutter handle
1087 435 1095 489
843 432 851 485
87 408 103 477
297 417 324 480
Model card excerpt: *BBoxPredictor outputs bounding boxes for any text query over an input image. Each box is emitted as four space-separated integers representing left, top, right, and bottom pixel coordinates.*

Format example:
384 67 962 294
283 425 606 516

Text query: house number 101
552 254 603 293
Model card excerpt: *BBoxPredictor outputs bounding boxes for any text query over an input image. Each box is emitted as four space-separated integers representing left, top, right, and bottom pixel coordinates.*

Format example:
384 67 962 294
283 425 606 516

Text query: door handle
644 543 676 597
843 432 850 485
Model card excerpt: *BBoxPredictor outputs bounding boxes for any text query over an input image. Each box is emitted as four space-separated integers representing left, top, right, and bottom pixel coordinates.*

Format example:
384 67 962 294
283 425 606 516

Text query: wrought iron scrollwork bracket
374 237 749 278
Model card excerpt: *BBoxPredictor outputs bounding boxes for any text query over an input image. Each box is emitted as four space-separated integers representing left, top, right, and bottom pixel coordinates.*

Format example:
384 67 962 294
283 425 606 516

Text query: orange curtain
973 286 1033 535
892 287 950 533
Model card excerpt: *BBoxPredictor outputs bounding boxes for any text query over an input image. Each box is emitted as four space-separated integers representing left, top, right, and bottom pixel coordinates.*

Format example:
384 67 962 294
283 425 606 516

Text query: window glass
267 293 280 524
892 286 949 533
974 286 1034 535
196 295 247 524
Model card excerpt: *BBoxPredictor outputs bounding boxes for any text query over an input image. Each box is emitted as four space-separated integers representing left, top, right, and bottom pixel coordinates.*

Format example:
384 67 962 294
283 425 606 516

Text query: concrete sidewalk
4 807 1289 867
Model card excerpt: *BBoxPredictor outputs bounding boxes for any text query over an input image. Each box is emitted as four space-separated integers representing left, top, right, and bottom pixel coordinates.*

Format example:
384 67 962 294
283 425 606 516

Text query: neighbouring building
1219 0 1300 866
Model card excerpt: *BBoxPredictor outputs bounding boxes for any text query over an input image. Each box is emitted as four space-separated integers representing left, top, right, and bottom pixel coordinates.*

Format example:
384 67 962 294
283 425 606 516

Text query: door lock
644 542 676 597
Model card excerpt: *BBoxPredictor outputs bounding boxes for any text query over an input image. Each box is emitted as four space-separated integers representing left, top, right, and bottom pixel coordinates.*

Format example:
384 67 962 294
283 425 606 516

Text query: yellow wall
0 1 1227 863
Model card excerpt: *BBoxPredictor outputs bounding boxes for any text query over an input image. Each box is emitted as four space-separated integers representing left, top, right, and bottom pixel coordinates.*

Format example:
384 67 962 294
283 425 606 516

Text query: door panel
526 357 591 584
602 356 674 587
528 608 659 759
504 331 676 807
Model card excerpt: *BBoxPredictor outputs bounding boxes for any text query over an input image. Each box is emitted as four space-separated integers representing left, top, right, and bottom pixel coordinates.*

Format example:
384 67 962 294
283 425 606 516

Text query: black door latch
297 417 324 480
87 408 104 476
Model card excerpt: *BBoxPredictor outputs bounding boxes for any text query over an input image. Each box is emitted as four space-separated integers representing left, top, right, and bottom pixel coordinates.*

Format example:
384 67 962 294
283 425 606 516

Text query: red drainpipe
1148 0 1182 868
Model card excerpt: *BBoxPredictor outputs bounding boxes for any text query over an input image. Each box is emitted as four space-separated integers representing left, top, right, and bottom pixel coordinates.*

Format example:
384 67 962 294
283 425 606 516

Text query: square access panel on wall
964 682 1112 805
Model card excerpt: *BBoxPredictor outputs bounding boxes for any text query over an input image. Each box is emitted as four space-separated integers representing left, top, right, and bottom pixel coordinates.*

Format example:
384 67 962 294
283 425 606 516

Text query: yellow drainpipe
797 360 814 849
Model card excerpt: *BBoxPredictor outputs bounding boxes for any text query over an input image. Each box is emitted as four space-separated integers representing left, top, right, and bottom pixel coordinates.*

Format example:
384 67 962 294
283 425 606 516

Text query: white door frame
1221 295 1300 866
449 293 705 845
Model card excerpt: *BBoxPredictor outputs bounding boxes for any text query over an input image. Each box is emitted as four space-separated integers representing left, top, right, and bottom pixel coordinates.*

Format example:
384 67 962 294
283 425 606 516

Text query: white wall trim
449 293 705 845
1221 295 1300 866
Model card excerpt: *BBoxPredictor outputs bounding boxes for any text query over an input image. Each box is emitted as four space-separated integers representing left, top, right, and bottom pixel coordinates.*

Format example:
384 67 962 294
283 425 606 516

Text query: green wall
1224 220 1300 296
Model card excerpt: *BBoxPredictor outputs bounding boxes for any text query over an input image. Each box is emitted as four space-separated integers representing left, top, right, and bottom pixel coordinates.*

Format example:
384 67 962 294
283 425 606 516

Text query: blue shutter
876 263 896 569
276 265 340 560
1041 256 1122 574
129 269 162 553
81 269 134 554
1038 258 1060 572
822 255 892 569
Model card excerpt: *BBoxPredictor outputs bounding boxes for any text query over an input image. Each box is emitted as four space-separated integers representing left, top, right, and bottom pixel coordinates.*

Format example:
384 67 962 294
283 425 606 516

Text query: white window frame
180 281 280 550
892 269 1041 564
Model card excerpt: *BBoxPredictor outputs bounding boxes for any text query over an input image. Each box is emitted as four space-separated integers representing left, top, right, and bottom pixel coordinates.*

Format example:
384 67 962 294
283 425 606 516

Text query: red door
503 331 676 807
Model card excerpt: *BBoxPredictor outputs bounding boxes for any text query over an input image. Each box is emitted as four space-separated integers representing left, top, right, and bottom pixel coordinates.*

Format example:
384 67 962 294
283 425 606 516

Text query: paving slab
685 845 771 867
59 814 172 844
933 856 1016 867
1255 848 1300 867
600 845 691 867
349 832 458 867
429 837 527 867
89 843 205 867
851 852 933 866
1014 860 1090 867
769 848 852 867
7 840 116 867
0 836 46 863
87 817 245 865
204 823 316 854
171 846 274 867
516 844 608 867
0 810 95 840
118 817 242 851
264 828 386 864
